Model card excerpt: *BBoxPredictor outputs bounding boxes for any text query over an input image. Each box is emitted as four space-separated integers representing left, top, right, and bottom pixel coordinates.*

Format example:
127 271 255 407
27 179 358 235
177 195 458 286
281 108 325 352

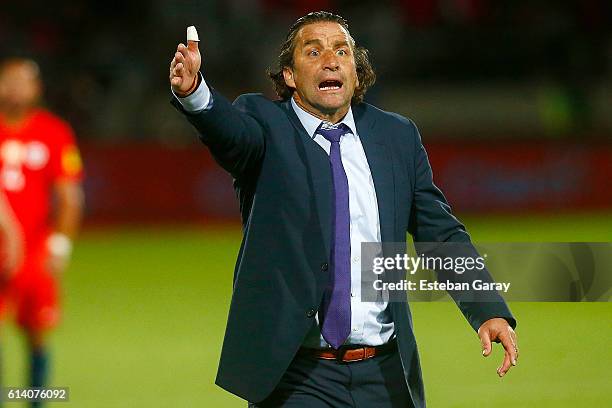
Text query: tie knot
317 122 351 143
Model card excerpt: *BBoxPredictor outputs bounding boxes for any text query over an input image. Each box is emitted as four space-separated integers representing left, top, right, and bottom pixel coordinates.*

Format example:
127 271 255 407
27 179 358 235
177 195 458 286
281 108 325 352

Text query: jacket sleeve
407 121 517 331
171 88 265 179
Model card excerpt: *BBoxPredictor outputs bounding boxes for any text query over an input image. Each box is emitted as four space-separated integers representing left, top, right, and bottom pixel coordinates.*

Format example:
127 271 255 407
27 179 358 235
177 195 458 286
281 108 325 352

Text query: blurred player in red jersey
0 58 84 404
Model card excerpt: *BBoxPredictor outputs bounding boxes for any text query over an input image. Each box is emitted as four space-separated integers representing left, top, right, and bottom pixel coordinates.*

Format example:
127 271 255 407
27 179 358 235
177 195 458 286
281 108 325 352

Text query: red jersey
0 109 83 248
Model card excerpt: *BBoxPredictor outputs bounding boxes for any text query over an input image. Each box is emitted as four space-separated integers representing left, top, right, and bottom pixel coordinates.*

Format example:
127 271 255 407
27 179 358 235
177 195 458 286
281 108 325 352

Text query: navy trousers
248 347 414 407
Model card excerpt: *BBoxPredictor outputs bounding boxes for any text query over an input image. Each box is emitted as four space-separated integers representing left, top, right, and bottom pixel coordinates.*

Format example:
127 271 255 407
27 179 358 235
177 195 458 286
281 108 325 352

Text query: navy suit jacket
172 88 516 406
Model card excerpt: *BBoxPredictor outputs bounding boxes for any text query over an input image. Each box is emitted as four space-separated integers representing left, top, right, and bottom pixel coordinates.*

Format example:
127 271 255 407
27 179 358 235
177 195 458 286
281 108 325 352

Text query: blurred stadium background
1 0 611 407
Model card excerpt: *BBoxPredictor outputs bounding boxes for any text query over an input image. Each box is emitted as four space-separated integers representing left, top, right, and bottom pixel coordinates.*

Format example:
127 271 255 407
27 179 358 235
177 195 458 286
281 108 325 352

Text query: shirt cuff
172 73 213 113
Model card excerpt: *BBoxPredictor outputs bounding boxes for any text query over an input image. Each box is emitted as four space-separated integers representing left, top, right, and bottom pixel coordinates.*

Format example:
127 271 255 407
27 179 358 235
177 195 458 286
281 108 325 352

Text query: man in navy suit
169 11 518 408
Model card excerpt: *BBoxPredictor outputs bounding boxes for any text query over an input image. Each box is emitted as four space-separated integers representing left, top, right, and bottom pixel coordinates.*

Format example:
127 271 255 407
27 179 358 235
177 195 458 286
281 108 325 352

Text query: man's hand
45 232 73 277
478 317 518 378
170 26 201 97
46 253 70 277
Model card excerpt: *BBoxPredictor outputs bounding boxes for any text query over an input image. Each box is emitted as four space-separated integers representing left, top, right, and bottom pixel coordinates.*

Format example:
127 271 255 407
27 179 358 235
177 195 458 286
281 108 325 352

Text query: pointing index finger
187 25 200 51
187 25 199 42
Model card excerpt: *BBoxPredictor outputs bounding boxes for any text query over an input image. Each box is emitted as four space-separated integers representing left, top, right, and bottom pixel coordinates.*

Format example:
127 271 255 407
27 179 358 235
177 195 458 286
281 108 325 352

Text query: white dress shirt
175 77 395 348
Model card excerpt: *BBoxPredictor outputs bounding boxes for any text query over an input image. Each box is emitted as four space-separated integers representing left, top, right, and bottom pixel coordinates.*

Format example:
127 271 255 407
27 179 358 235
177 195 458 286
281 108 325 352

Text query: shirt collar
290 96 357 139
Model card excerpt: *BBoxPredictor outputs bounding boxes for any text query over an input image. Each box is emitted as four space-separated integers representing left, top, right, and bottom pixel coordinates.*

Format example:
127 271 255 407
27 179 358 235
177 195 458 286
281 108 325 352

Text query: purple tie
317 122 351 349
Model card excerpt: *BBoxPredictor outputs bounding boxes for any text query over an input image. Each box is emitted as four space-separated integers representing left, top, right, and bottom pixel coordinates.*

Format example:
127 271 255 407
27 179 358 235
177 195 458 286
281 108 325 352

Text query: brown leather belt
298 338 397 363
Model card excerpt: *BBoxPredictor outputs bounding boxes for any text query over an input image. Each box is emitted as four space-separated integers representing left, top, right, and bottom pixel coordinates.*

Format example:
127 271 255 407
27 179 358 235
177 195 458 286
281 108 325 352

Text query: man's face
283 21 359 118
0 61 41 113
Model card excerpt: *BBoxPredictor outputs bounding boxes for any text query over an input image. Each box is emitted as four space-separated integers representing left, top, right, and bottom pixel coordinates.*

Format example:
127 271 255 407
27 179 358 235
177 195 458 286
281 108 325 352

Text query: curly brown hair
267 11 376 105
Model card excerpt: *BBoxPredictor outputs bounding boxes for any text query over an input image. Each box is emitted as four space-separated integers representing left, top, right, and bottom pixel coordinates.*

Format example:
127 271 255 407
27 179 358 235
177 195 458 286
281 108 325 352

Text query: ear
283 67 296 89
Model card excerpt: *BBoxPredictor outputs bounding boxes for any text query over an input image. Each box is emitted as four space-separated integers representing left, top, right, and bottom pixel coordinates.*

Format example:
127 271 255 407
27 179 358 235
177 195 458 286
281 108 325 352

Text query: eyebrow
302 39 323 48
302 39 350 49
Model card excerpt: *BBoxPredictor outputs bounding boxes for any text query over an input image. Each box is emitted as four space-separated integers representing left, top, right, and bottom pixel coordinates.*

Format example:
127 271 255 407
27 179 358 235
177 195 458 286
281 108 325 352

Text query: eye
337 49 347 56
308 49 319 57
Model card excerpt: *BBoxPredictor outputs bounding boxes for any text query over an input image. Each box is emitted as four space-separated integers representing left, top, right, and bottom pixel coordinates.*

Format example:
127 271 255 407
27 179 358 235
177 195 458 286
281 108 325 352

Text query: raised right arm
169 27 264 177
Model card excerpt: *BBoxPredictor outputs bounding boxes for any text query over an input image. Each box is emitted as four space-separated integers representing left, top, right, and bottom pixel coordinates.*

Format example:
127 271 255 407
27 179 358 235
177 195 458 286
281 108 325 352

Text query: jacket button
321 262 329 272
306 309 316 318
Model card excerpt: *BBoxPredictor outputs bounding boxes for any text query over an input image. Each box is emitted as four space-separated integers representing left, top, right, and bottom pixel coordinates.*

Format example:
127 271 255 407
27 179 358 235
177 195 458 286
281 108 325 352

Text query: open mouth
318 80 343 91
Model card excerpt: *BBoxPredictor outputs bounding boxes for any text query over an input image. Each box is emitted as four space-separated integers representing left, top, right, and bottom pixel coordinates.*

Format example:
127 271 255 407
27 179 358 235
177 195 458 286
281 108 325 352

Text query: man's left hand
46 232 73 277
47 253 69 276
478 317 518 378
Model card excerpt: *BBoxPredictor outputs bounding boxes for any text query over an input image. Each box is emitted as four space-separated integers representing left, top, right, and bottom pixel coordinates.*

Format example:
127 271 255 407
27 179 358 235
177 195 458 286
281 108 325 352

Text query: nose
322 50 339 71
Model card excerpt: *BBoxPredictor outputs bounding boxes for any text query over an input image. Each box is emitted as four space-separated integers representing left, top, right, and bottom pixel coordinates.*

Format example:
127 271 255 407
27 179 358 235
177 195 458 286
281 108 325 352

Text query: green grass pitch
1 213 611 407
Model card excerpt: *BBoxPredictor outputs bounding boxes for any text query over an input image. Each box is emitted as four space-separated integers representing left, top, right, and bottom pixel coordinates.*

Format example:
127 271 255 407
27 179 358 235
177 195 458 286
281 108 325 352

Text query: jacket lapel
353 104 396 244
281 99 333 256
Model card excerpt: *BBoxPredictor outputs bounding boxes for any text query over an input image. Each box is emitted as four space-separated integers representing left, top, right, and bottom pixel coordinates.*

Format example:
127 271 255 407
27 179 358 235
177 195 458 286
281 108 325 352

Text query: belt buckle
336 346 369 363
